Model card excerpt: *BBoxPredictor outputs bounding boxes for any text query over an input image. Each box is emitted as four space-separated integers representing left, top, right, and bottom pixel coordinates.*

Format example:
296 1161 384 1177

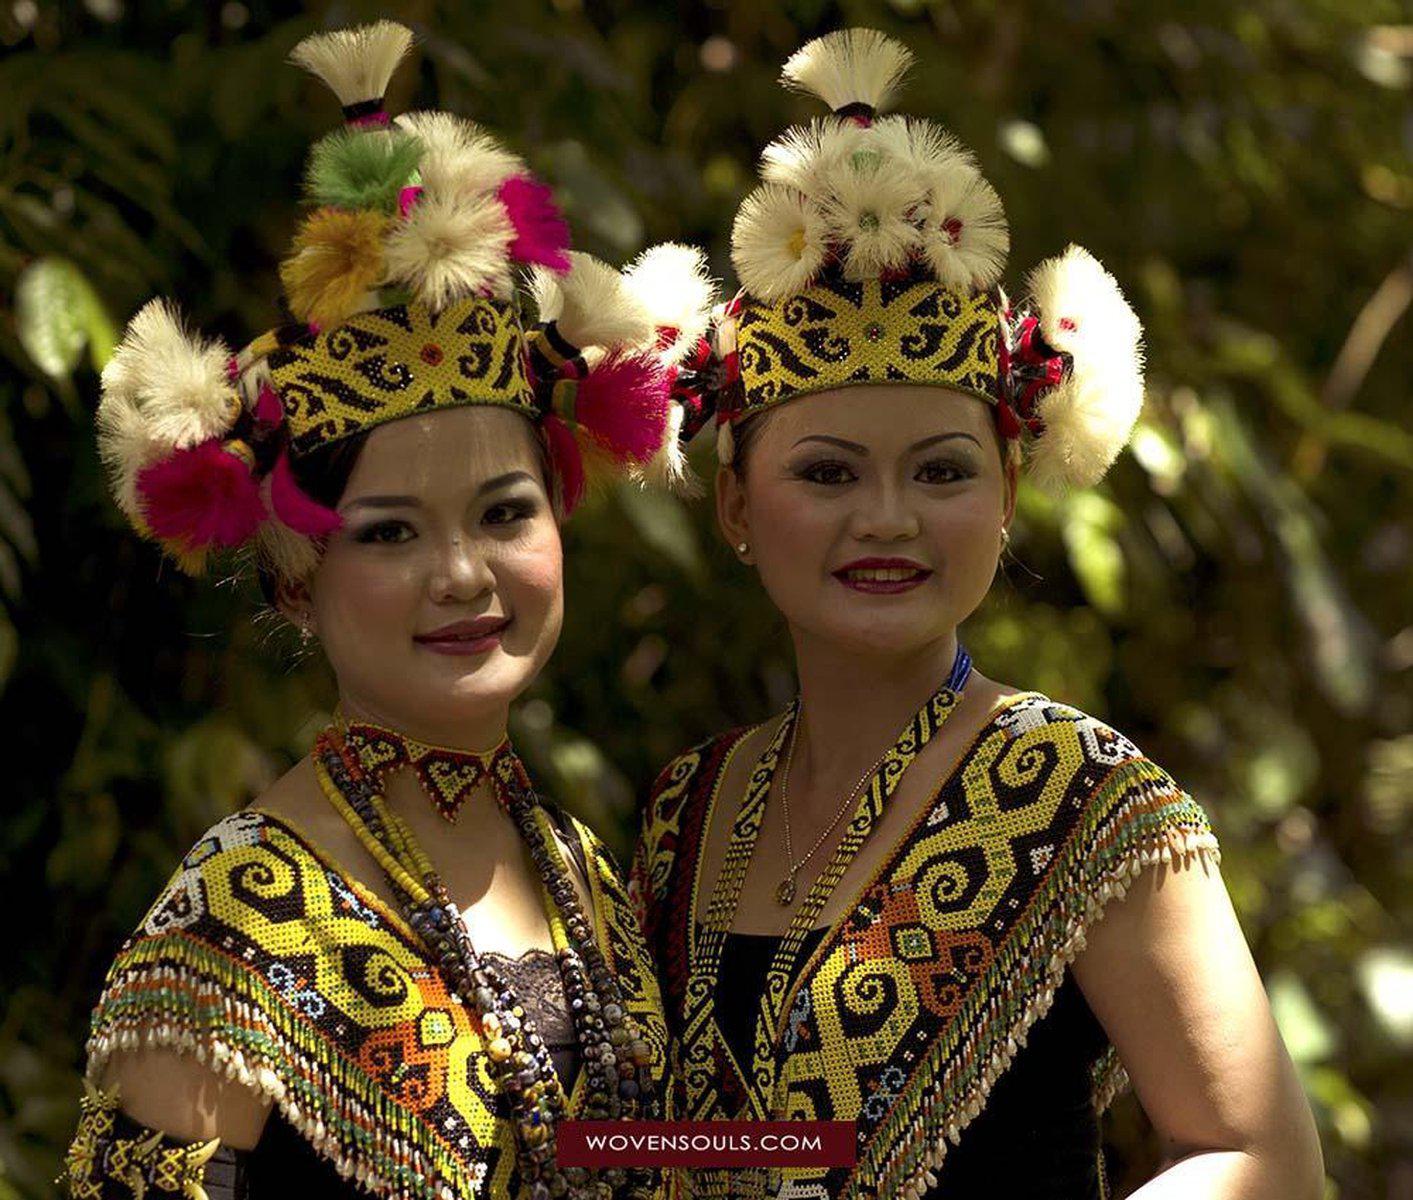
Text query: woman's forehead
348 408 540 493
766 386 994 447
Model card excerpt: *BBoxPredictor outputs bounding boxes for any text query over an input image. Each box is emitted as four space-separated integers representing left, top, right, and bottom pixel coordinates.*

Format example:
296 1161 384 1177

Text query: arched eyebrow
791 433 983 454
342 471 537 512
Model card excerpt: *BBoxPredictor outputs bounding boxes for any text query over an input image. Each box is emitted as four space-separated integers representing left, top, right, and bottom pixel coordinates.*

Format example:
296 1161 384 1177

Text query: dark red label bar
556 1120 857 1168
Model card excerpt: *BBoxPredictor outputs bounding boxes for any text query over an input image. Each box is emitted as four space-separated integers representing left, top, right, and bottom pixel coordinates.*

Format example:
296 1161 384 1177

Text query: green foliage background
2 1 1410 1196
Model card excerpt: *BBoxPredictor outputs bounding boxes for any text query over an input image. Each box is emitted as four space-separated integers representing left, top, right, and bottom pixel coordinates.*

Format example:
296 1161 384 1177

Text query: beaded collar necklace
312 724 662 1199
336 711 517 822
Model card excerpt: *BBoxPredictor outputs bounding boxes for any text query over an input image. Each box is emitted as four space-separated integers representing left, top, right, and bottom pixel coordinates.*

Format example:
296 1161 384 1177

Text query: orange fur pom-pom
280 207 388 328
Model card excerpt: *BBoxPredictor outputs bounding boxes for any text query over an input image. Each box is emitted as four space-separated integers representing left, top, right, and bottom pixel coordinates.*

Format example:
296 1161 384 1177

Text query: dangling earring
299 621 315 645
1001 527 1011 548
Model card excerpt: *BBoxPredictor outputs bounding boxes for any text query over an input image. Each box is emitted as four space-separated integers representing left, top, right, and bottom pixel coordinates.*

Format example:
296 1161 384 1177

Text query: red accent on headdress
269 450 343 537
254 384 284 427
136 440 266 550
572 353 671 463
542 413 585 514
498 175 571 273
998 310 1065 439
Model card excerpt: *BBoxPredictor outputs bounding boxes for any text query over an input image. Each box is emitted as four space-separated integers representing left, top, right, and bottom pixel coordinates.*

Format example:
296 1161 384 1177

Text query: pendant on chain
776 875 797 906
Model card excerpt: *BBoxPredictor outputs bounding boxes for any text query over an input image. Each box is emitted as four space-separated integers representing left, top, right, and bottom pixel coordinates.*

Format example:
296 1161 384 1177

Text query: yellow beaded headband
671 29 1145 493
95 22 717 576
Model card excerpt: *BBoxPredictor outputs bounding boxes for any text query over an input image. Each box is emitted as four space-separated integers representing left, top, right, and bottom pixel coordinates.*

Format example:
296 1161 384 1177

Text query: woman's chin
808 613 953 660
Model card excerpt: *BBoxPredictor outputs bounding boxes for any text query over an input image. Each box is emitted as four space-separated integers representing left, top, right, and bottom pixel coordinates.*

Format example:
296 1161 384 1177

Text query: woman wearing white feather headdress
62 20 718 1200
632 28 1321 1200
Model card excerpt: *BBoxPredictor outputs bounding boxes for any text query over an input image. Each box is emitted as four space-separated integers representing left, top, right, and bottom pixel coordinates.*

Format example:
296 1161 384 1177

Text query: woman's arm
100 1048 273 1148
1071 855 1324 1200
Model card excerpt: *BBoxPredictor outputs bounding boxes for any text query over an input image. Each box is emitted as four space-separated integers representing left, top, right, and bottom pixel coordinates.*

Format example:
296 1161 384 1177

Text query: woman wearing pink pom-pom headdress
63 20 720 1200
633 29 1323 1200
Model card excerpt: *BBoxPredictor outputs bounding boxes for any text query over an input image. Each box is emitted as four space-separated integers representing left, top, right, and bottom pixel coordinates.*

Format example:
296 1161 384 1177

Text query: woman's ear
715 464 753 563
275 574 317 635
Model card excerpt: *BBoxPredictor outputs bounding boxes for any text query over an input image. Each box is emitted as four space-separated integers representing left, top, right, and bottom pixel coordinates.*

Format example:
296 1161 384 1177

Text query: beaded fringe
850 770 1220 1200
86 937 485 1200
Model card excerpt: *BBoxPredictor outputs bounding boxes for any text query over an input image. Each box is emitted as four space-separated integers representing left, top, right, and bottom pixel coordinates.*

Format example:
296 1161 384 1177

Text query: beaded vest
630 694 1219 1200
87 805 670 1200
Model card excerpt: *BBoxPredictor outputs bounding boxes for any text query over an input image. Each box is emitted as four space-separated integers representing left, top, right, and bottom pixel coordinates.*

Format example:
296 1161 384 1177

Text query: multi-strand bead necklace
313 727 660 1200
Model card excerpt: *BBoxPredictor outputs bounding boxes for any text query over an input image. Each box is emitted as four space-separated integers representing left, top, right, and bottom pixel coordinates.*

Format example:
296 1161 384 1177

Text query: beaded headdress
677 29 1144 492
96 21 715 576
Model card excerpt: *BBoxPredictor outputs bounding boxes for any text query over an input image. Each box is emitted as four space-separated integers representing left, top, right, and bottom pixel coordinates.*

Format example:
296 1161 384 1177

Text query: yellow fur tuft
280 207 388 328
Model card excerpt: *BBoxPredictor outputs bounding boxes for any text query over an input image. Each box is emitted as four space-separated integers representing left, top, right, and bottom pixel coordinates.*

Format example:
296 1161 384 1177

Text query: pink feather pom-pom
270 450 343 537
136 439 266 550
573 353 672 464
499 174 571 273
542 413 586 515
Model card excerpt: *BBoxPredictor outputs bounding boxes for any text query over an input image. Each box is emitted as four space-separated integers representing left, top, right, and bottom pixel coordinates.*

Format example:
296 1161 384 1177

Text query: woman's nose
850 481 921 542
428 535 493 602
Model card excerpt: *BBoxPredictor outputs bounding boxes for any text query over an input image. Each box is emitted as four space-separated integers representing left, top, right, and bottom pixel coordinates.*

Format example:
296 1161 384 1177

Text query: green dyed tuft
305 129 424 214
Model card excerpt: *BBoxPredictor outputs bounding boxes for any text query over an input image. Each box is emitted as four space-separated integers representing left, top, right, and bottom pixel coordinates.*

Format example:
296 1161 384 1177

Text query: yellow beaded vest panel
85 807 669 1200
631 694 1220 1200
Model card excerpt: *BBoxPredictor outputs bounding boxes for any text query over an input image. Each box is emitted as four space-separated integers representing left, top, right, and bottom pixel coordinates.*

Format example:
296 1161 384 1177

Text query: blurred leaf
1356 947 1413 1047
614 484 704 581
1269 971 1337 1064
13 257 115 379
1058 492 1127 617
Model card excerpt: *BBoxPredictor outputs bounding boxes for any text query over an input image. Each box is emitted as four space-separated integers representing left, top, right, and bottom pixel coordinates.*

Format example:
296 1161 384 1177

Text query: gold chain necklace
774 706 894 906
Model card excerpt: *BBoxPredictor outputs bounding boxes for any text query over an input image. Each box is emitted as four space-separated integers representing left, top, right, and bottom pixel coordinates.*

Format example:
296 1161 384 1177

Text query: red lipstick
413 616 510 656
832 557 934 595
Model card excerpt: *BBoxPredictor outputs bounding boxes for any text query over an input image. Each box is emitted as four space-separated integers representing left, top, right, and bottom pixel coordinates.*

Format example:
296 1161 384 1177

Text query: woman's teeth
843 567 922 581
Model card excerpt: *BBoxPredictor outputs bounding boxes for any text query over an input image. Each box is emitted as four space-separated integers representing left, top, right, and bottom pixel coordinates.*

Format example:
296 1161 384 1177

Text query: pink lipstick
413 615 510 656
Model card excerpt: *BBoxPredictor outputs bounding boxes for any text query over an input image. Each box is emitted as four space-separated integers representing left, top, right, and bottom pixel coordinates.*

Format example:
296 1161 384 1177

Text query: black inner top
705 919 1112 1200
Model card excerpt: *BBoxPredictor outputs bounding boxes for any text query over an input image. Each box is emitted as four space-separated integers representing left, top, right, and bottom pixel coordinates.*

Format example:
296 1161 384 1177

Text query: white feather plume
759 118 866 196
288 20 414 108
633 400 702 497
816 159 921 280
781 28 915 114
918 165 1009 289
384 191 514 310
869 115 974 195
1022 244 1144 491
530 252 654 351
622 243 719 366
731 184 829 302
97 299 239 522
395 111 524 200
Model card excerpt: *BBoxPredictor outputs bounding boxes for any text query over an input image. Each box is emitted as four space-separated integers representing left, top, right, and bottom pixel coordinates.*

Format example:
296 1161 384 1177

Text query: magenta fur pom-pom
136 440 266 550
542 413 586 514
270 450 343 537
573 352 671 464
499 175 571 273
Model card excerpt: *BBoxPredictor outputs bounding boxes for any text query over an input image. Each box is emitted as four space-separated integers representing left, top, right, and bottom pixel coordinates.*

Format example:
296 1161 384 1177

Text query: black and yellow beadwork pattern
266 296 537 455
732 279 1000 417
85 807 669 1200
631 695 1220 1200
63 1083 220 1200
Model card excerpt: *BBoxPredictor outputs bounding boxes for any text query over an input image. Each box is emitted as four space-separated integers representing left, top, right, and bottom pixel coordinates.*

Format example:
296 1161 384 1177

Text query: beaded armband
62 1082 226 1200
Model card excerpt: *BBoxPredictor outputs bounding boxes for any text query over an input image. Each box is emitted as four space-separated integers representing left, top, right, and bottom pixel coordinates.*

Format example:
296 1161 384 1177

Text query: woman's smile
832 556 934 594
413 614 513 656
